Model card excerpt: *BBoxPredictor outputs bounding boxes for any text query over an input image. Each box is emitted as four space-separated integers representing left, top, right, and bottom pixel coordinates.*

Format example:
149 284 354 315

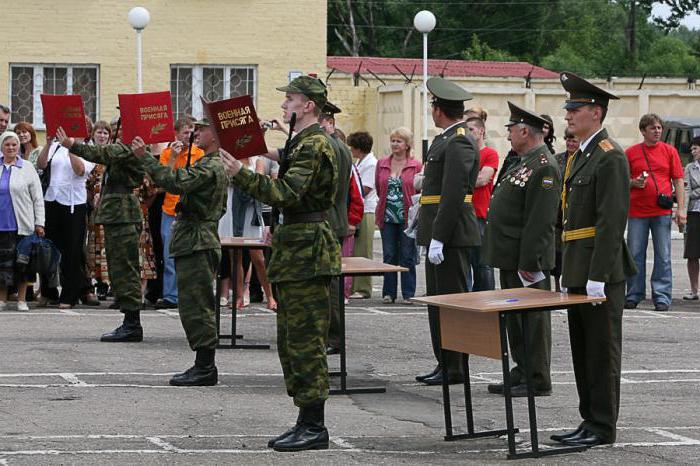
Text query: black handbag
29 240 57 275
641 146 675 209
39 144 61 194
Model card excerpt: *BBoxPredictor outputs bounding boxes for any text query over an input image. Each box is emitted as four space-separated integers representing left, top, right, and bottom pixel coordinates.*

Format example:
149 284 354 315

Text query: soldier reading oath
132 119 228 387
56 126 145 343
221 76 340 452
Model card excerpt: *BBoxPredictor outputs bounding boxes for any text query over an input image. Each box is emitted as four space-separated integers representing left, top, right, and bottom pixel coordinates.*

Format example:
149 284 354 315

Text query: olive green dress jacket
483 144 561 272
561 129 636 287
416 122 481 247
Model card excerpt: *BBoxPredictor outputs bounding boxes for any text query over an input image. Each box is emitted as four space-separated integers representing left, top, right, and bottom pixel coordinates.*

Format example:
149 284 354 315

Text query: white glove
561 286 568 293
586 280 606 306
428 239 444 265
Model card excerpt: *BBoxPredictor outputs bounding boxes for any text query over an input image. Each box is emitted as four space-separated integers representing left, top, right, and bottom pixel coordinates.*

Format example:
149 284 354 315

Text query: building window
9 64 99 128
170 65 257 121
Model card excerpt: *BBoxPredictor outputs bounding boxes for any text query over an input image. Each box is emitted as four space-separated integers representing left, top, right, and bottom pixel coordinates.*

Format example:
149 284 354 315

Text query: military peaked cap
427 77 472 111
321 101 341 116
560 71 619 109
505 101 551 131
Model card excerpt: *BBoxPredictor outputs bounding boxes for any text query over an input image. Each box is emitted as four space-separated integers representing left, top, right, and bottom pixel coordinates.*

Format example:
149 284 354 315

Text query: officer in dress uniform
415 77 481 386
550 72 637 447
482 102 561 397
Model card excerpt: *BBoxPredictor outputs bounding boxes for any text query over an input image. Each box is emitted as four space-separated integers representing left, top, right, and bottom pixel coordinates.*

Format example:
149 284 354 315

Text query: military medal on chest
510 166 532 187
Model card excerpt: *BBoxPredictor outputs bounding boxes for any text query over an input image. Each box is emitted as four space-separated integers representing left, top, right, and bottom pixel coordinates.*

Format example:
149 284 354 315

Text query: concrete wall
327 74 700 162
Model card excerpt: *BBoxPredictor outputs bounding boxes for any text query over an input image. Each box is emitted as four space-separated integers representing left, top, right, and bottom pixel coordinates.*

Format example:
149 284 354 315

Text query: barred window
170 65 257 121
9 64 99 128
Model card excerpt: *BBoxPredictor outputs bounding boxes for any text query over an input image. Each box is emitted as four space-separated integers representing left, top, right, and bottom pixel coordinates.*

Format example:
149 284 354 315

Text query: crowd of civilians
0 102 697 313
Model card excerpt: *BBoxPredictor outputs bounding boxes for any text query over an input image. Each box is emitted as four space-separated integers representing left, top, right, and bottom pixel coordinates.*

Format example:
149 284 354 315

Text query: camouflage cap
277 75 328 108
560 71 619 110
194 118 210 127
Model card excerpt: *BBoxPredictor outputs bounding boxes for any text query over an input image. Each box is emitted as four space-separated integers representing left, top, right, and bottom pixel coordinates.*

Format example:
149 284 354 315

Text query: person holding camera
624 114 685 312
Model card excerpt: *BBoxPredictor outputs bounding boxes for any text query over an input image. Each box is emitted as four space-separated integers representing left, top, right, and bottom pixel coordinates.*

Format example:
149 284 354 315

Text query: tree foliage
327 0 700 78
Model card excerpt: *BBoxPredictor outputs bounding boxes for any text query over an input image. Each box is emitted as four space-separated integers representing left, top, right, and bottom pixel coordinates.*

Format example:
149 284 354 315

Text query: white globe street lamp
128 7 151 93
414 10 436 161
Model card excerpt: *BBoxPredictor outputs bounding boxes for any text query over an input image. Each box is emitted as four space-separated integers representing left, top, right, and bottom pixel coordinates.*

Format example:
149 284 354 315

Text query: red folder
40 94 88 138
118 91 175 144
203 95 268 160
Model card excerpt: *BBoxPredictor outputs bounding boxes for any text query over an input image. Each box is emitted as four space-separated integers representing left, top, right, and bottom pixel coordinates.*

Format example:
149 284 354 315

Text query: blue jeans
161 212 178 304
380 223 417 300
626 215 673 306
468 218 495 291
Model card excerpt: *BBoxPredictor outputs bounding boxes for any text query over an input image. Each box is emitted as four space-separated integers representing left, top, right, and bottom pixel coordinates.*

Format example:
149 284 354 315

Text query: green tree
639 36 700 77
462 35 517 62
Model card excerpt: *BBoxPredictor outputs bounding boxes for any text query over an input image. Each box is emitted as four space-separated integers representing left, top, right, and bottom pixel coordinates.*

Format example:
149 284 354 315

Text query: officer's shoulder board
456 127 466 137
538 154 550 165
598 139 614 152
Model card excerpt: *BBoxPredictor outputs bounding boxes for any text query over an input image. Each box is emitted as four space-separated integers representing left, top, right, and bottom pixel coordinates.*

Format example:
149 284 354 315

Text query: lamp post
128 6 151 93
413 10 436 161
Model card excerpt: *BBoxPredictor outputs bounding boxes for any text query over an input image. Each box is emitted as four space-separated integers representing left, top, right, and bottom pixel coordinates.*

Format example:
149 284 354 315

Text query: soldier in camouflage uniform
221 76 340 452
320 102 352 355
56 126 145 342
482 102 561 398
133 119 227 386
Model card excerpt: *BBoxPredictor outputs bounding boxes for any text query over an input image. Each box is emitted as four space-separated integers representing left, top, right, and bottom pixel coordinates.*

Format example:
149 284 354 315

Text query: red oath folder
40 94 88 138
203 95 268 160
118 91 175 144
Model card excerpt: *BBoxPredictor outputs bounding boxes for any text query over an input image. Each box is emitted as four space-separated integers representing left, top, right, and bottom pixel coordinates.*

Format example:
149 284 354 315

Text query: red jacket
347 166 364 226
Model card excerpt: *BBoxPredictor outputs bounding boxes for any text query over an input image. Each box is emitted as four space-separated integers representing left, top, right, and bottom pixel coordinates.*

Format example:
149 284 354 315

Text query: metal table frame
414 288 604 460
215 237 270 350
329 257 407 395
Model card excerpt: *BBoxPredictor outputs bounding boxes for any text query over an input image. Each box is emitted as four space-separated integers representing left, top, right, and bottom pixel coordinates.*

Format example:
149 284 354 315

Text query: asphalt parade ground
1 237 699 465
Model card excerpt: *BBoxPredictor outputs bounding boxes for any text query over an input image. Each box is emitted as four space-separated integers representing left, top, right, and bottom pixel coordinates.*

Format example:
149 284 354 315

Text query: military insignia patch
456 127 466 136
541 177 554 189
599 139 614 152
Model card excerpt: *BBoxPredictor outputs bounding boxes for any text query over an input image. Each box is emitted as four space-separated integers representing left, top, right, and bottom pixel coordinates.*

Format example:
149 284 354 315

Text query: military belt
103 183 132 195
283 211 328 225
562 226 596 242
419 194 472 205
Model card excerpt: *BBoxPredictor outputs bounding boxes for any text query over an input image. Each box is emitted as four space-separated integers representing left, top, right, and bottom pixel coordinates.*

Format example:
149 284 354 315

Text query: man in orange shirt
157 117 204 308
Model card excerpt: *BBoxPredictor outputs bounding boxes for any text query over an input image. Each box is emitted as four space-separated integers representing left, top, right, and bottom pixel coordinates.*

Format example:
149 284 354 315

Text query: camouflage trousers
175 249 220 351
276 277 331 407
104 223 142 313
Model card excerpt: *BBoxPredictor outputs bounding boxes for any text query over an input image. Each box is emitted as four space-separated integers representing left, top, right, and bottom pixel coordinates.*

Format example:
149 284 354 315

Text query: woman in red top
375 127 422 304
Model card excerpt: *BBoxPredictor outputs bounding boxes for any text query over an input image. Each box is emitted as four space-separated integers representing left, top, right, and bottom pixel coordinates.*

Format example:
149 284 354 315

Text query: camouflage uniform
70 142 144 314
326 133 352 350
142 151 228 350
232 123 340 407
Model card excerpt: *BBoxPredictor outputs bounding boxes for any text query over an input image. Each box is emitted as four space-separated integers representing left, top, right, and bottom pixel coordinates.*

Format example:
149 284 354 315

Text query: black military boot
100 311 143 342
267 409 302 448
272 402 329 452
169 349 218 386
